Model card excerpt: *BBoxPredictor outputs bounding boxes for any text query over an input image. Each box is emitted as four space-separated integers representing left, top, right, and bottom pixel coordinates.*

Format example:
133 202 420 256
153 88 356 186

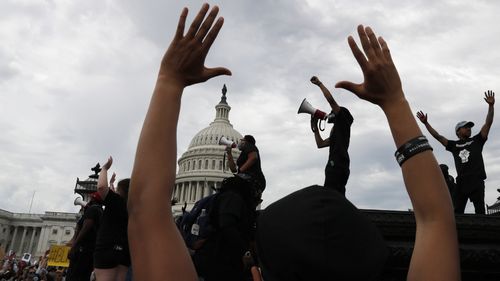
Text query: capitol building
172 85 243 215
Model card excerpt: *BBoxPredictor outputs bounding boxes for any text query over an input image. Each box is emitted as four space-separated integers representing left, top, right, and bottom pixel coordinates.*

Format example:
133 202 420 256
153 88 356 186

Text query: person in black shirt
94 156 130 281
66 198 102 281
310 76 354 196
226 134 266 195
439 164 457 207
417 90 495 214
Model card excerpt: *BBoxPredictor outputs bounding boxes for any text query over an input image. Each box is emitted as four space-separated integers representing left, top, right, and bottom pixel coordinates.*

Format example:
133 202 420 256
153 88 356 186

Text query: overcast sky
1 0 499 214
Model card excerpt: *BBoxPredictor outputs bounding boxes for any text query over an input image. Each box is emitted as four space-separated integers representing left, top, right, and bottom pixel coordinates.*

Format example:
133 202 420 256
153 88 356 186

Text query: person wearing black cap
417 90 495 214
310 75 353 196
226 134 266 195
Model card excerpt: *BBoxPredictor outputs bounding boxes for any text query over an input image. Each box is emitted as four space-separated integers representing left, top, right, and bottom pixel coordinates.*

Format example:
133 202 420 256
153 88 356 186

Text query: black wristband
394 136 433 166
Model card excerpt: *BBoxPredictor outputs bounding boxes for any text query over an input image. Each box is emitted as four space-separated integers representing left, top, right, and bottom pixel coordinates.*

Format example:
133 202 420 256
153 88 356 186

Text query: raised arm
127 4 231 281
336 25 460 281
480 90 495 139
310 76 340 114
416 111 449 146
96 156 112 200
311 117 330 148
225 146 238 173
109 172 116 192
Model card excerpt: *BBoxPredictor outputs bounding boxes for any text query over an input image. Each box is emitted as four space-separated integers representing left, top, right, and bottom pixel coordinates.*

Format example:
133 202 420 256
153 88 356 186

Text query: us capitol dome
172 85 242 214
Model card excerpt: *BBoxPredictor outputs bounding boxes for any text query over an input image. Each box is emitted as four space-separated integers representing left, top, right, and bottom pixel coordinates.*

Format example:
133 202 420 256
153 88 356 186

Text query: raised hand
110 172 116 184
310 76 321 86
484 90 495 105
336 25 403 109
416 111 428 124
159 3 231 87
102 156 113 170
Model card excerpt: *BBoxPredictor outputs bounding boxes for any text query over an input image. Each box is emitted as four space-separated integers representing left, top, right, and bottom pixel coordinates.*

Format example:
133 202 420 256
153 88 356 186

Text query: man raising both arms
417 90 495 214
310 76 353 196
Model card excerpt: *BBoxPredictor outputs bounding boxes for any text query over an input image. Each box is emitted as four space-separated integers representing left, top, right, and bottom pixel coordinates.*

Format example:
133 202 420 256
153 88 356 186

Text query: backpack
177 176 259 251
178 193 219 250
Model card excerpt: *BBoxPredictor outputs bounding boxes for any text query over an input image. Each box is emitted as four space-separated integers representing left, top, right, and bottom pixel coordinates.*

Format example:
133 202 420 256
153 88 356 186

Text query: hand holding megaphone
219 136 236 148
298 98 330 132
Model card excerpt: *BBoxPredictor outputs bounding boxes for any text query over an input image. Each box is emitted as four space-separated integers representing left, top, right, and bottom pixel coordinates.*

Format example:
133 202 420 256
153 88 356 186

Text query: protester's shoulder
338 106 354 123
86 205 103 218
244 143 259 153
473 132 487 142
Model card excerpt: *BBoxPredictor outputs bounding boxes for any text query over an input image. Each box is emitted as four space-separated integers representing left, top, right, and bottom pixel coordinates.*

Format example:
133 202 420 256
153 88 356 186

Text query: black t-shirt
328 107 354 170
237 143 266 187
77 204 102 250
446 133 487 180
95 191 128 250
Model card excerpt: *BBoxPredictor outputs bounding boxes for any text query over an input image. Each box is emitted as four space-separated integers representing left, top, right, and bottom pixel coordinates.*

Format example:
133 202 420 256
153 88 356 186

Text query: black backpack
177 192 219 250
177 176 258 251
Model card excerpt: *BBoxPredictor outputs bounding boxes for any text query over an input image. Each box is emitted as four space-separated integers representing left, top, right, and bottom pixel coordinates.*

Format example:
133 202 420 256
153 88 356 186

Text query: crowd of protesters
0 250 65 281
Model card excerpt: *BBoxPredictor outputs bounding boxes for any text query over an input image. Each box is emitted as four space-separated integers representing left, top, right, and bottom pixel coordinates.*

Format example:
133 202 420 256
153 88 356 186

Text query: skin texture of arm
96 157 112 201
72 219 95 247
311 76 341 114
480 90 495 139
416 111 449 146
336 25 460 281
127 4 231 281
239 151 257 173
311 118 330 148
109 172 116 192
226 146 238 173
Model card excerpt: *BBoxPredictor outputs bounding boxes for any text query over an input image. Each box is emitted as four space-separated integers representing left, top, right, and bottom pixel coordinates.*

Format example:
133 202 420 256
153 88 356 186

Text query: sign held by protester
47 245 70 267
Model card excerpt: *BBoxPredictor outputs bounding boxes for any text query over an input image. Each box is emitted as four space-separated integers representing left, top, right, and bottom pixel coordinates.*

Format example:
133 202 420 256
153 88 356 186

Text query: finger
378 36 394 64
203 66 232 81
201 17 224 55
195 6 219 42
185 3 210 39
365 26 383 58
347 36 368 71
335 81 362 97
357 25 376 61
175 8 188 39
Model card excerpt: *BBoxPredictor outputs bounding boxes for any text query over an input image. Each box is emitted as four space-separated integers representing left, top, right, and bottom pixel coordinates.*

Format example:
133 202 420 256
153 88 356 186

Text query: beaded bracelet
394 136 433 166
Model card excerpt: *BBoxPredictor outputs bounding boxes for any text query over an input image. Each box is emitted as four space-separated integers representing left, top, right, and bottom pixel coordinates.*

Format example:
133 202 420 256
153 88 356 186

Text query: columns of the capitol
196 182 201 201
37 226 50 255
180 183 185 202
204 184 210 198
27 227 36 254
7 226 18 252
18 227 27 254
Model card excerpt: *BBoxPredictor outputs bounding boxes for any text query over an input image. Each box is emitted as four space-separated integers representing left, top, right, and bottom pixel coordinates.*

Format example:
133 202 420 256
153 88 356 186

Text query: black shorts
67 249 93 281
94 245 131 269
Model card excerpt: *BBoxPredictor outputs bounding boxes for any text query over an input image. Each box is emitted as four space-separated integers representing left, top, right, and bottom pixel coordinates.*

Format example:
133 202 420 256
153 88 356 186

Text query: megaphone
297 98 328 120
298 98 332 132
74 197 88 208
219 136 236 148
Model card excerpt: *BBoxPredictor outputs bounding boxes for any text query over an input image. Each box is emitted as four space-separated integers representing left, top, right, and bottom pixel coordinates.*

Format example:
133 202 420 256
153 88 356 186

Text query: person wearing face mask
417 90 495 214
